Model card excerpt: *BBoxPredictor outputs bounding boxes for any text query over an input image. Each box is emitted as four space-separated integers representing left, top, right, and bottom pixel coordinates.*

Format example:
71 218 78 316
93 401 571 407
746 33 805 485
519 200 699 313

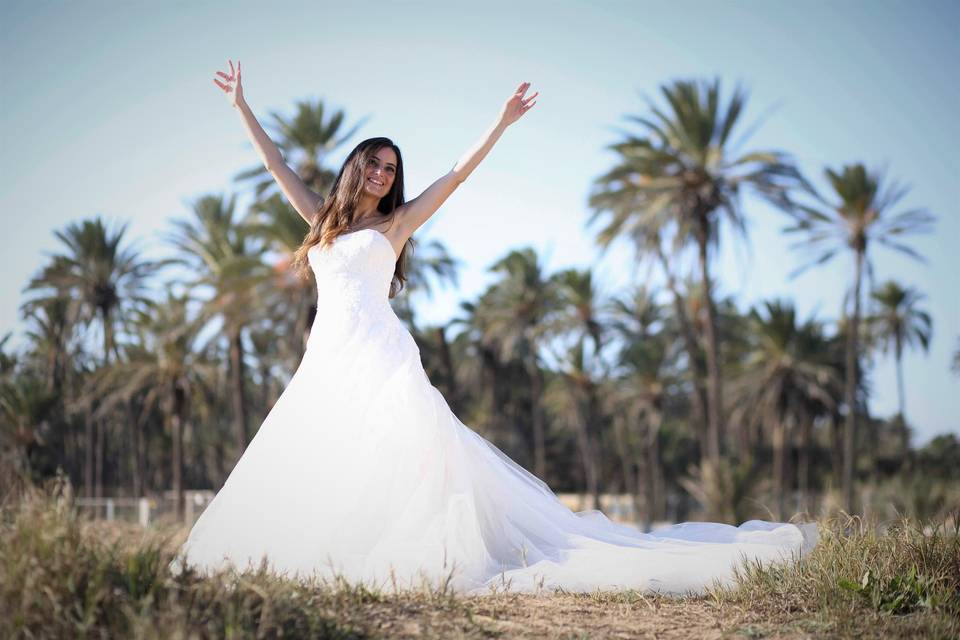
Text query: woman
177 59 817 595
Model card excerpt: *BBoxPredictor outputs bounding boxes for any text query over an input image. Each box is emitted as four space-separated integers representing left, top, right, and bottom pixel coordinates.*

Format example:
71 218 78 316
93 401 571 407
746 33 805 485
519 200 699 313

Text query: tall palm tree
21 298 75 394
22 216 163 498
479 248 559 480
88 294 217 518
245 193 315 356
589 77 806 468
868 280 932 423
450 298 527 461
549 268 610 508
544 341 602 509
234 98 366 199
731 300 840 519
784 163 935 512
607 285 670 530
167 194 271 459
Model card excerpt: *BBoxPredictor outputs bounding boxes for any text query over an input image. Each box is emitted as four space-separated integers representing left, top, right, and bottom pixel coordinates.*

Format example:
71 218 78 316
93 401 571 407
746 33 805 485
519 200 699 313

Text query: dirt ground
345 592 838 639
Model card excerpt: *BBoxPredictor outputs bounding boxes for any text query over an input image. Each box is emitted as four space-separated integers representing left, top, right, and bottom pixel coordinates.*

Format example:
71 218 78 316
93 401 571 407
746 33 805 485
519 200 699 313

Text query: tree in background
167 194 270 461
731 300 841 519
480 248 560 480
784 163 935 513
234 98 366 200
868 280 933 423
589 76 806 470
21 217 164 498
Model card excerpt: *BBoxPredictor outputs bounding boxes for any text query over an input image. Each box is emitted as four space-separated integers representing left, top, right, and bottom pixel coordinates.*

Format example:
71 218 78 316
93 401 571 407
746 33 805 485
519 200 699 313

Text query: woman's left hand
498 81 538 127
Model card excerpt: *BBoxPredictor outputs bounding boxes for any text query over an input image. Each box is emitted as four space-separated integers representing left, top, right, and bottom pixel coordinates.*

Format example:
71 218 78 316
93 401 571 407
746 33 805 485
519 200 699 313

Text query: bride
176 59 818 596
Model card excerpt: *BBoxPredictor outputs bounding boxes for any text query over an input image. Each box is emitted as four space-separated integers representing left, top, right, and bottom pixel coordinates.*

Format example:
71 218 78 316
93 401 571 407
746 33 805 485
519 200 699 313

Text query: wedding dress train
177 228 818 595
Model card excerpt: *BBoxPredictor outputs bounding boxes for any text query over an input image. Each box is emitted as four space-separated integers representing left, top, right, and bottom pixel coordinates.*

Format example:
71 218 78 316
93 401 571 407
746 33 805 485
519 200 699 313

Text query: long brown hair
291 136 413 298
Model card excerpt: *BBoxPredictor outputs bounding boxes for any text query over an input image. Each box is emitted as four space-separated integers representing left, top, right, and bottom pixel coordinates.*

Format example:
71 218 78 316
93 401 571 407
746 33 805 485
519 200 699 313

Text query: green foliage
718 512 960 637
838 565 942 614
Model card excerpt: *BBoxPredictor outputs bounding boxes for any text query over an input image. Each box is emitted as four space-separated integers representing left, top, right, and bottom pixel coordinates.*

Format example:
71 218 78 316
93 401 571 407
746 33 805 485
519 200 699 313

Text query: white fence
74 491 663 529
75 490 215 527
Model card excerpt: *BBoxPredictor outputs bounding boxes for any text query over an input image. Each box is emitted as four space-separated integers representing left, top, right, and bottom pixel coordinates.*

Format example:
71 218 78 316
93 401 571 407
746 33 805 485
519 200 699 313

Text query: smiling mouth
367 178 384 187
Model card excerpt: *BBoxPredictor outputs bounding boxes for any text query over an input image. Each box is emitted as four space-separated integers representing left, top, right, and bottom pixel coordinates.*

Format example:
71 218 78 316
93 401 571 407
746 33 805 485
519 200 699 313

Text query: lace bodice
308 228 397 301
306 228 415 357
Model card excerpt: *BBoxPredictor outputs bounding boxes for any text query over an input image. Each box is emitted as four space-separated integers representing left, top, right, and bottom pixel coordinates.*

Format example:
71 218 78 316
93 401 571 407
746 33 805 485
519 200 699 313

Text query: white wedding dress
177 228 818 595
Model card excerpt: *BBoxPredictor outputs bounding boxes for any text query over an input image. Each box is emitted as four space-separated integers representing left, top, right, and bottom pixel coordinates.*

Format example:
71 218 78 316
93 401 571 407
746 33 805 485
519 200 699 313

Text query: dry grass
2 473 958 639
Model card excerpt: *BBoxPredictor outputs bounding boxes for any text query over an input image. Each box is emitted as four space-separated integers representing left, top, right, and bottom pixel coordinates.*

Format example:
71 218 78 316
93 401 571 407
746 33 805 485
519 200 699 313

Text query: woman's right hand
213 59 245 109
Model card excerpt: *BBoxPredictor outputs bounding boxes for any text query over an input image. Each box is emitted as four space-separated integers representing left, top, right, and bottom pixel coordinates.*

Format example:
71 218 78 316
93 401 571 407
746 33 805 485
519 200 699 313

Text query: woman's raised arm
213 59 323 225
396 82 538 237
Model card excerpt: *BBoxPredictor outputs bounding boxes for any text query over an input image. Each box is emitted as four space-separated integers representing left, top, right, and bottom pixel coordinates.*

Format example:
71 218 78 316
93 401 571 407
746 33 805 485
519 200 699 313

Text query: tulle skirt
176 308 818 595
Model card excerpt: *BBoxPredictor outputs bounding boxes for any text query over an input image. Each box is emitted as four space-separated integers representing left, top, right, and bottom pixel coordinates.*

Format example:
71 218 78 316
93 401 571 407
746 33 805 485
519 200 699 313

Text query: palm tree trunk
137 408 147 495
773 417 785 521
95 308 112 501
171 383 186 522
656 246 709 460
528 363 547 480
228 327 249 456
612 415 641 525
435 327 459 412
482 345 507 443
645 412 663 529
570 381 600 510
587 382 603 510
575 416 599 510
94 419 104 500
697 227 723 466
84 416 94 499
894 339 912 473
798 409 812 514
128 399 142 497
895 338 906 420
843 250 864 513
829 411 843 490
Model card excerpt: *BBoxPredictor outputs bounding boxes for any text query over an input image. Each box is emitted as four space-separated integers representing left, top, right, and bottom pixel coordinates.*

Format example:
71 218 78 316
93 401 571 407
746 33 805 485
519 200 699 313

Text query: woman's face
362 146 398 199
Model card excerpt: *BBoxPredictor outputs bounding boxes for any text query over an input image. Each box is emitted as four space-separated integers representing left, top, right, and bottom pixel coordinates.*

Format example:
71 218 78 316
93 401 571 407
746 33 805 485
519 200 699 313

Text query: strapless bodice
305 229 414 358
308 228 397 306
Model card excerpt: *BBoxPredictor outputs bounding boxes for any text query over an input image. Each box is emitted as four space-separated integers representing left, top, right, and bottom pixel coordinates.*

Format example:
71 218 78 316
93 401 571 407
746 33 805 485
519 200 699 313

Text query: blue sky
2 0 957 444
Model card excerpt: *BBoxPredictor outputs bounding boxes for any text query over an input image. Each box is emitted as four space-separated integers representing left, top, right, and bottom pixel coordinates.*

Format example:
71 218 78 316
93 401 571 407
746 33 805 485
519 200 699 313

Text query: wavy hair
291 136 413 298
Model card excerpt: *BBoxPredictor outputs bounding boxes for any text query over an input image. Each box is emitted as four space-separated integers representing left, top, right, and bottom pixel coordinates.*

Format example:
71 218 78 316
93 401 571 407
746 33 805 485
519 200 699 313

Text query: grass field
2 476 958 639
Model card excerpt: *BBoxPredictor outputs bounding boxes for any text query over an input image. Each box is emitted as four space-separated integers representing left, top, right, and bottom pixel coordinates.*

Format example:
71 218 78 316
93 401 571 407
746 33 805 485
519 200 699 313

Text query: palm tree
0 373 58 481
21 216 163 498
478 248 560 479
450 298 526 461
868 280 932 423
167 194 271 459
87 294 217 518
784 163 935 512
549 268 610 508
21 298 75 394
234 98 366 199
245 193 315 356
589 77 806 468
544 341 602 509
607 285 670 529
731 300 841 519
390 236 460 329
